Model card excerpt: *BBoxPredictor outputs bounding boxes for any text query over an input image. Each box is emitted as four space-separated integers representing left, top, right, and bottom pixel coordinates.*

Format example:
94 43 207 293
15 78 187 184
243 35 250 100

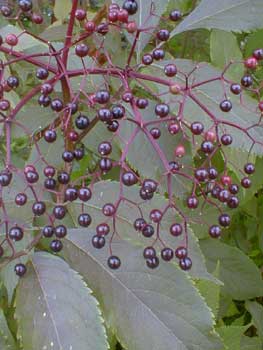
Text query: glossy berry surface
108 255 121 269
14 263 27 277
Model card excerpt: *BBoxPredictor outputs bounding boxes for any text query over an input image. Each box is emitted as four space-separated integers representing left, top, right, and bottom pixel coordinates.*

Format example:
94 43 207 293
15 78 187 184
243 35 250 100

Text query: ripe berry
164 63 177 77
150 127 161 139
65 187 78 202
78 213 92 227
169 161 180 173
140 188 154 200
75 8 86 21
32 201 46 216
107 120 119 131
44 129 57 143
38 94 51 107
0 170 12 186
195 168 208 182
0 99 10 111
221 134 233 146
41 83 53 95
50 239 63 252
122 0 138 15
112 104 125 119
96 223 110 236
55 225 67 238
155 103 169 117
24 165 36 173
136 98 148 109
97 23 109 36
191 122 204 135
5 34 18 46
62 151 74 163
134 218 146 231
146 257 159 269
187 196 199 209
53 205 66 220
102 203 116 216
108 256 121 269
122 171 138 186
9 226 24 241
75 43 89 57
68 130 79 142
208 167 218 180
201 141 214 154
92 235 105 249
7 76 19 89
161 247 174 261
220 99 232 112
245 57 258 69
99 158 112 173
142 179 158 193
142 54 153 65
241 177 251 188
74 147 84 160
51 98 63 112
244 163 255 175
25 171 39 184
209 225 221 238
152 49 165 60
18 0 33 12
14 263 27 277
175 144 185 157
98 108 112 123
1 6 12 17
259 101 263 112
15 193 27 206
117 9 129 23
142 224 155 238
95 90 110 104
227 196 239 209
230 83 241 95
169 9 181 21
157 29 170 41
42 225 54 238
229 184 239 194
170 223 183 237
218 213 231 227
168 122 180 135
149 209 162 223
143 247 156 259
57 171 70 184
179 257 192 270
85 21 96 33
44 178 56 190
78 187 92 202
75 114 90 129
36 67 49 80
241 75 253 87
253 48 263 60
32 13 44 24
175 246 187 259
122 92 133 102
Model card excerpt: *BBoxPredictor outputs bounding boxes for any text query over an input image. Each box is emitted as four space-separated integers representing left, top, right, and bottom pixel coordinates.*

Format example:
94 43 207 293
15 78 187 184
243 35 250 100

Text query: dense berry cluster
0 0 262 276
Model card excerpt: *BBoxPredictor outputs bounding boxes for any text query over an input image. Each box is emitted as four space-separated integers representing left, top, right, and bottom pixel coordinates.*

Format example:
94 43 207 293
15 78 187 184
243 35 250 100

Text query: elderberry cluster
0 0 262 276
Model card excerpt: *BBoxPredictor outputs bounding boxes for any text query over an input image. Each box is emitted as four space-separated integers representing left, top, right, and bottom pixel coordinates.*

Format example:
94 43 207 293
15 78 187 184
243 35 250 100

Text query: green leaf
240 335 262 350
53 0 72 22
217 325 250 350
170 0 263 37
15 252 108 350
68 180 219 283
200 239 263 299
210 30 243 80
63 230 223 350
0 309 18 350
114 0 169 58
245 301 263 339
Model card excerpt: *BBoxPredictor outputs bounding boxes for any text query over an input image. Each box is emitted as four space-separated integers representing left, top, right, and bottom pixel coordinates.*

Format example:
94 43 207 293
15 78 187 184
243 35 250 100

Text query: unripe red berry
118 9 129 23
84 21 96 33
175 144 185 157
244 57 258 69
5 34 18 46
75 8 86 21
126 21 137 33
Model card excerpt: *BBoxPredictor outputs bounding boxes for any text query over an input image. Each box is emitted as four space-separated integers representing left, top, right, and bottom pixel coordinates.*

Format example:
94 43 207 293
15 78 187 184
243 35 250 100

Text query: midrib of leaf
31 260 63 349
178 0 250 29
66 236 187 349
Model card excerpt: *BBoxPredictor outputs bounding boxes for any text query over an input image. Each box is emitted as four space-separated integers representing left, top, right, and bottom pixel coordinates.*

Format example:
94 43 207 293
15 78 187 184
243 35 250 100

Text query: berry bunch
0 0 262 276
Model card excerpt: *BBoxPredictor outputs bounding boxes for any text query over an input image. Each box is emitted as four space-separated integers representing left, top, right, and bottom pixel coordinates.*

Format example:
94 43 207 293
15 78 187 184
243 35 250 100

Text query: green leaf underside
63 230 223 350
15 252 108 350
171 0 263 36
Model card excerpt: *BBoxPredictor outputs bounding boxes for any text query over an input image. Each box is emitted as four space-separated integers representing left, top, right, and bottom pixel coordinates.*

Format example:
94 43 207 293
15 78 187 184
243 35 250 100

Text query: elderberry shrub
0 0 262 278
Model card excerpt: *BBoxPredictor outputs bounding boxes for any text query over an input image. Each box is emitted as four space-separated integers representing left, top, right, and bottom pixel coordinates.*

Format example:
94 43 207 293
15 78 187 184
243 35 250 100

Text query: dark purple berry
78 213 92 227
179 257 192 270
150 127 161 139
142 179 158 193
42 225 54 238
170 223 183 237
95 90 110 104
36 67 49 80
227 196 239 209
241 75 253 87
208 167 218 180
0 170 12 186
146 257 159 269
55 225 67 238
143 247 156 259
44 129 57 143
140 188 154 200
230 83 241 95
169 9 181 21
9 226 24 241
44 165 55 177
50 239 63 252
149 209 162 223
38 94 51 107
218 213 231 227
155 103 169 117
107 120 119 132
15 193 27 206
102 203 116 216
7 76 19 88
220 99 232 112
221 134 233 146
53 205 66 220
32 201 46 216
187 196 199 209
134 218 146 231
57 171 70 184
142 224 154 238
201 141 214 154
209 225 221 238
75 114 90 129
65 187 78 202
136 98 148 109
14 263 27 277
62 151 74 163
75 43 89 57
18 0 33 11
164 63 177 77
44 178 56 190
229 184 239 194
74 148 85 160
25 171 39 184
244 163 255 175
98 141 112 156
157 29 170 41
78 187 92 202
194 168 208 182
161 247 174 261
96 223 110 236
122 0 138 15
175 246 187 259
142 54 153 65
92 235 105 249
99 158 112 173
122 171 138 186
169 161 180 173
191 122 204 135
241 177 251 188
51 98 63 112
152 48 165 60
108 255 121 269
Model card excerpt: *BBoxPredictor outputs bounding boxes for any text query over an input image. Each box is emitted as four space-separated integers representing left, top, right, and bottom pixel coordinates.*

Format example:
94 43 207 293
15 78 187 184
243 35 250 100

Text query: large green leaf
170 0 263 36
240 335 262 350
147 59 263 154
0 309 18 350
69 180 218 283
200 239 263 299
210 30 243 80
63 229 223 350
217 325 250 350
245 301 263 339
53 0 72 22
15 252 108 350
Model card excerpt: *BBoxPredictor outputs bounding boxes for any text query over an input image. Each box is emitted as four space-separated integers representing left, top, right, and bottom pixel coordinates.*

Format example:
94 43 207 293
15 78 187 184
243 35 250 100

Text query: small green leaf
217 325 250 350
245 301 263 339
15 252 108 350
